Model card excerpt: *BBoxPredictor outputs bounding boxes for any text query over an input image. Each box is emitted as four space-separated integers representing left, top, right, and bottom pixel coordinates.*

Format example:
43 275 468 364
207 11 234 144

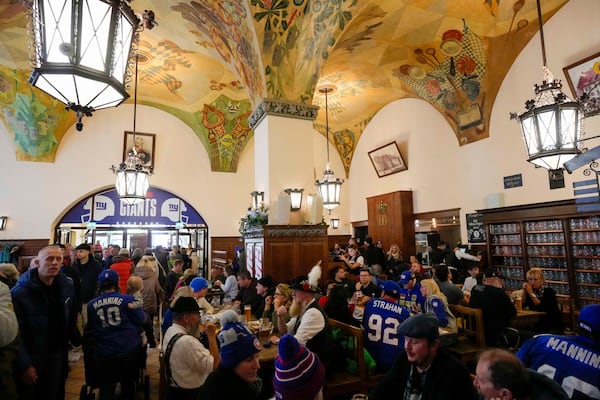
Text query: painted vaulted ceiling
0 0 568 173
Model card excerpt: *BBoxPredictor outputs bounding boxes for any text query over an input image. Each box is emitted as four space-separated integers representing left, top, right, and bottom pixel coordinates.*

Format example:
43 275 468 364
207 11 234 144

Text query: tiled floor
65 348 161 400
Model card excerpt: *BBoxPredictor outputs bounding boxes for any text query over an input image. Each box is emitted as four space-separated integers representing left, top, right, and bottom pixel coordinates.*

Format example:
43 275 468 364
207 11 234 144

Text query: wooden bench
324 318 368 399
447 304 486 365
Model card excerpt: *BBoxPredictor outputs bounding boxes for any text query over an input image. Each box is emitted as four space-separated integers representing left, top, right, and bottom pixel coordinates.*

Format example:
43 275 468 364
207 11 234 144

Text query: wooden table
511 309 546 329
258 341 278 365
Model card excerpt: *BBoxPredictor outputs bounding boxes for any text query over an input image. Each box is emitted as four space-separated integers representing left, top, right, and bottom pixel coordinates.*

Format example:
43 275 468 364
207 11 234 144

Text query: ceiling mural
0 0 569 174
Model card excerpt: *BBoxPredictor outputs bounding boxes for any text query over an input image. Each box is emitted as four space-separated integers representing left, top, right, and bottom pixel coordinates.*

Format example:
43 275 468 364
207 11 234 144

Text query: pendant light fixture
111 54 152 204
510 0 584 171
315 84 344 213
27 0 146 131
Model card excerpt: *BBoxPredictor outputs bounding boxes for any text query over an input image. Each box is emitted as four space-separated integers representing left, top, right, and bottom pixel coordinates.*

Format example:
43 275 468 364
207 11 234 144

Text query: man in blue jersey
517 304 600 400
86 270 146 400
398 270 425 314
362 280 410 370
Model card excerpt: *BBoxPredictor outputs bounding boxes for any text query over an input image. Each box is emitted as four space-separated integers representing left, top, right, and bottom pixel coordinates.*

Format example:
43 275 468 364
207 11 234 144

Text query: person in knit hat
273 334 325 400
198 310 265 399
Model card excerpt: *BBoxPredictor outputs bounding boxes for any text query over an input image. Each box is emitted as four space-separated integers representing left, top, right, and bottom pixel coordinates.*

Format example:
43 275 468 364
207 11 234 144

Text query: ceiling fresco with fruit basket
0 0 568 172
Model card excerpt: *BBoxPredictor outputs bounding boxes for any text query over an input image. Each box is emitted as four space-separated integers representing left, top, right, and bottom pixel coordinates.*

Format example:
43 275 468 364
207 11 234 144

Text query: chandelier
510 0 584 171
111 54 152 204
27 0 156 131
315 85 344 213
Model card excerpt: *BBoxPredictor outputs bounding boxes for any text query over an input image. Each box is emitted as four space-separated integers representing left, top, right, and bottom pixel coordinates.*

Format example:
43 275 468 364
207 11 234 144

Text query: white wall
0 0 597 242
349 0 600 242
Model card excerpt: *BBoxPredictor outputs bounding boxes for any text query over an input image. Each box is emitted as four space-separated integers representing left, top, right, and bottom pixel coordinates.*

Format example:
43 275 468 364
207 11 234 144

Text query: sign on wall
466 212 486 243
60 187 206 226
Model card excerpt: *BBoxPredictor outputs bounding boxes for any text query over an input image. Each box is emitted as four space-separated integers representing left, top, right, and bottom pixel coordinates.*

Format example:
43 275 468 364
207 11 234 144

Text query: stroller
80 327 150 400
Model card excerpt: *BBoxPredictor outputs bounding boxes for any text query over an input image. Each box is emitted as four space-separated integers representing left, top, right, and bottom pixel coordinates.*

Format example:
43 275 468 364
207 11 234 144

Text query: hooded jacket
133 263 162 315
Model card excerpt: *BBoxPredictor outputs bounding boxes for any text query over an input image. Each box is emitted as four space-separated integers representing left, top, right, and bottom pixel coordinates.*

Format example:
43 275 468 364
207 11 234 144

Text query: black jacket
469 284 517 345
369 347 477 400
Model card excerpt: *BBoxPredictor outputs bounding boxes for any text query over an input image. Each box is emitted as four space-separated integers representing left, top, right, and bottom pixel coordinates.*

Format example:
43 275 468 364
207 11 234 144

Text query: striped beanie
273 334 325 400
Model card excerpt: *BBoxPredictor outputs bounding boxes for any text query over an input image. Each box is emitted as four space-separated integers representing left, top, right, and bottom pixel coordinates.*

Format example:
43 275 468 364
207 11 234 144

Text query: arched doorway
54 186 209 275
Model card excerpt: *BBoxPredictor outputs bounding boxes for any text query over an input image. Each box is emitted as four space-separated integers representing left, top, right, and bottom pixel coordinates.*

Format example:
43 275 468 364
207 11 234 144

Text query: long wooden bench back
324 318 367 399
449 304 485 347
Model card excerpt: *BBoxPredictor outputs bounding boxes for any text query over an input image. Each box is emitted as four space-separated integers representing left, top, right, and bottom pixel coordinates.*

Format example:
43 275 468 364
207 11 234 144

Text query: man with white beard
162 296 220 400
276 264 333 371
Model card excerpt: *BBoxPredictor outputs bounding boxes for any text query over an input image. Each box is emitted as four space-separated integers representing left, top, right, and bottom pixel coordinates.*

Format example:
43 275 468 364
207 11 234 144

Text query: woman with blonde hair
385 243 403 281
419 278 457 333
133 255 164 348
263 283 292 333
523 268 563 333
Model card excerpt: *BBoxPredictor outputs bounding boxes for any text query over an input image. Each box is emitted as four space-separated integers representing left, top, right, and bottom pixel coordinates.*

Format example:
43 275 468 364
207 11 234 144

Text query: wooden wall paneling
0 239 50 273
367 191 415 261
210 236 242 262
328 235 351 251
298 239 329 278
265 241 295 284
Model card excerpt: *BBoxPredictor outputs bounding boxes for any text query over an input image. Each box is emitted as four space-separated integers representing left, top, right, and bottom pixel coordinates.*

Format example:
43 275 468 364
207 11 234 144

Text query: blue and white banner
60 187 206 226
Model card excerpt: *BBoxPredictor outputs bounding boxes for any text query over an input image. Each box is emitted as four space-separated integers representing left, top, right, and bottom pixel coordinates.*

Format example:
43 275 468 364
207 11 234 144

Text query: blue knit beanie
218 310 261 368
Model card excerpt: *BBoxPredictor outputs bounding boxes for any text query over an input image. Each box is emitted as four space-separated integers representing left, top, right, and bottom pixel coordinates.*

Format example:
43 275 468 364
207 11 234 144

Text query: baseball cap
381 280 401 296
397 313 439 340
257 275 274 288
579 304 600 336
98 269 119 285
76 243 91 251
189 277 209 293
399 270 415 285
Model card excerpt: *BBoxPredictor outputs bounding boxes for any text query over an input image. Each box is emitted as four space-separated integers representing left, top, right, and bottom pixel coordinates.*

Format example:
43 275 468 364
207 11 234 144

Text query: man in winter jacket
11 245 81 400
0 280 18 400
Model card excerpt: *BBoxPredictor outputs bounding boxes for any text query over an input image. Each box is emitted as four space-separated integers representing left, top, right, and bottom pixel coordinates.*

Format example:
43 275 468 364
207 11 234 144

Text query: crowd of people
0 236 598 400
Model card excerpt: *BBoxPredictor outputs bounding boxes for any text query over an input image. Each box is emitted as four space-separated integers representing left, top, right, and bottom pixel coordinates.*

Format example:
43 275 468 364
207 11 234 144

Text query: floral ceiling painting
0 0 569 173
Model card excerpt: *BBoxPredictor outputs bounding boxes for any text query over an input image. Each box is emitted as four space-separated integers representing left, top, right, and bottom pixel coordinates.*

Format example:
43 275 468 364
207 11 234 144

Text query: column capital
248 98 319 129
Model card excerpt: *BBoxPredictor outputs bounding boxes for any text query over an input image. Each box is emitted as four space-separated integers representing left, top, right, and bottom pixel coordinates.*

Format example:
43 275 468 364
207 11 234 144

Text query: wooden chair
324 318 368 400
447 304 486 365
557 296 577 332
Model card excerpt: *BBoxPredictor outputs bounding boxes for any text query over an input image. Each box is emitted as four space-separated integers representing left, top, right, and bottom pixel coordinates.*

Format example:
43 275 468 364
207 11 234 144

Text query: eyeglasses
274 292 284 297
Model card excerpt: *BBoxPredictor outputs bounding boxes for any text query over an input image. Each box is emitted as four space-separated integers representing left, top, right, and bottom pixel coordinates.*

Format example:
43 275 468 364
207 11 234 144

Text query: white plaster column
249 100 320 224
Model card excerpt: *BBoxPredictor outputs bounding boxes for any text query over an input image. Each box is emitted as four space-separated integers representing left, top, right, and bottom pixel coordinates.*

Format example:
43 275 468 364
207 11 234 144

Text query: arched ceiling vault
0 0 568 174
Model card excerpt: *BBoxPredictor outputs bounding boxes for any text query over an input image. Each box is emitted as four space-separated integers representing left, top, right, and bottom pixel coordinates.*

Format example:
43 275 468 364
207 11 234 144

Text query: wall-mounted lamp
284 188 304 211
330 218 340 229
251 191 265 209
0 216 7 230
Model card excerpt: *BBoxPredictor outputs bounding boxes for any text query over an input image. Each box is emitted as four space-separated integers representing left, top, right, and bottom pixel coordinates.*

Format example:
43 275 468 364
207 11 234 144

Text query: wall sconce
284 188 304 211
251 191 264 209
330 218 340 229
0 216 7 230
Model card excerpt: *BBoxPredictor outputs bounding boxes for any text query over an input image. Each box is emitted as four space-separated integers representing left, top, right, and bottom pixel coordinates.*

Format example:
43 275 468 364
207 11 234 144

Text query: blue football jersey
517 334 600 400
362 298 410 370
398 282 425 313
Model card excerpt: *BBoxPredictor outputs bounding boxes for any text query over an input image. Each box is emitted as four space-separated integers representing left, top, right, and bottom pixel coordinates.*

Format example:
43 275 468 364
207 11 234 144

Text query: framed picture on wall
122 131 155 169
563 51 600 117
368 141 407 178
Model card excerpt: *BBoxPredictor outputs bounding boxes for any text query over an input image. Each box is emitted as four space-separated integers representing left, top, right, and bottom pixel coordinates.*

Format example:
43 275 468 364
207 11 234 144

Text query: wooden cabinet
243 225 329 285
480 200 600 311
367 191 415 260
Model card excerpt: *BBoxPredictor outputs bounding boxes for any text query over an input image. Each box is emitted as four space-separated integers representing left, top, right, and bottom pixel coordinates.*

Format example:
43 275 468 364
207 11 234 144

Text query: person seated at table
317 280 337 308
276 265 333 371
213 265 239 302
362 280 410 371
517 304 600 399
475 348 568 400
161 286 194 335
419 279 457 334
198 310 267 399
434 264 465 306
263 283 292 333
369 314 478 400
209 264 226 286
162 296 219 400
468 270 516 346
234 270 261 317
398 270 425 314
354 268 382 307
338 244 364 279
385 243 404 281
273 334 325 400
462 264 480 293
254 275 275 320
190 277 214 314
329 266 354 300
324 285 359 327
522 268 563 333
